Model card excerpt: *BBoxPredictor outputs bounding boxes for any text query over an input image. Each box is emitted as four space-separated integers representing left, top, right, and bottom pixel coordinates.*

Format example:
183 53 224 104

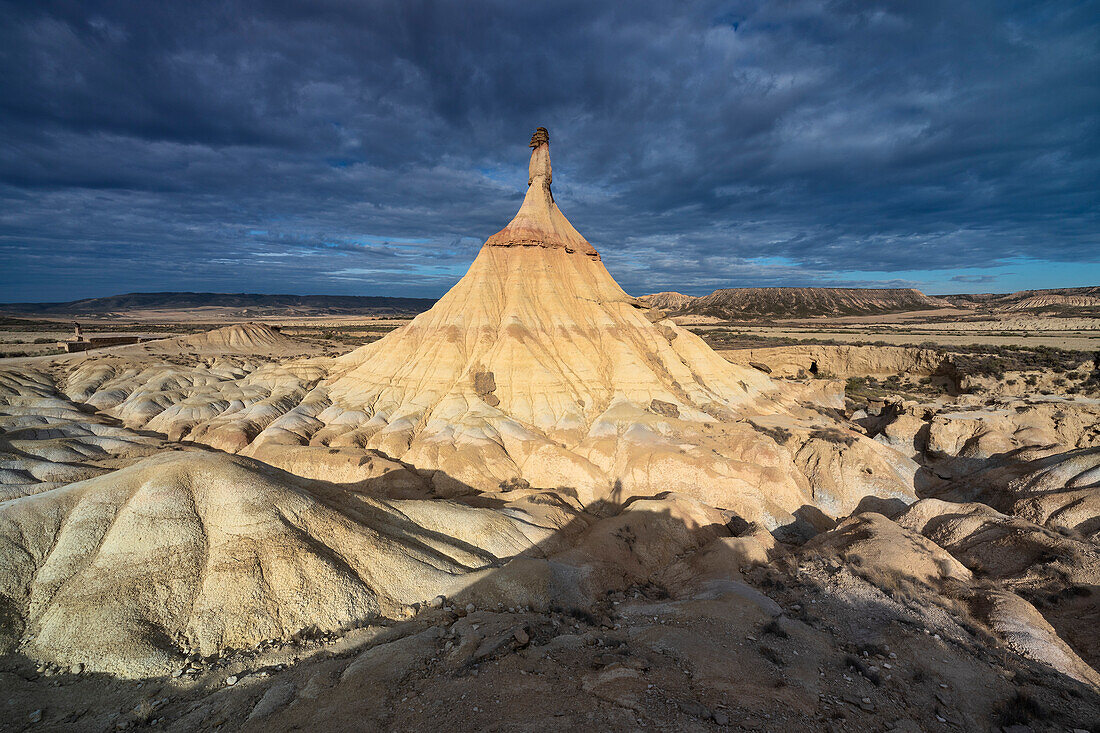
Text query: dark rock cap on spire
529 127 549 148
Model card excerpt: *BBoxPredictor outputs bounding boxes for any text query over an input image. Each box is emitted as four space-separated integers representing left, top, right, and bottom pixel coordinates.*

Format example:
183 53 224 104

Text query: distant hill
0 292 437 318
639 287 949 320
637 292 699 312
942 286 1100 312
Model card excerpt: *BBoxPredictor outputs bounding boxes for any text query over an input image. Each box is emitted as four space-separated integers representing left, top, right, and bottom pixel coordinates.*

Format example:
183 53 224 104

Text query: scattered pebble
28 709 43 723
226 675 238 686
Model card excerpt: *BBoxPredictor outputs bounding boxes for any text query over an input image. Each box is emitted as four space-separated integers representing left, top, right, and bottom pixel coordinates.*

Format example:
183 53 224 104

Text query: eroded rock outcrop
0 451 577 675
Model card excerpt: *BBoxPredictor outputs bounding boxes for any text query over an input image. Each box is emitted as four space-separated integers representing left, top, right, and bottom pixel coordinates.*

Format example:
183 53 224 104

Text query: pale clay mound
313 140 808 517
1 131 1099 728
133 322 311 356
173 323 296 351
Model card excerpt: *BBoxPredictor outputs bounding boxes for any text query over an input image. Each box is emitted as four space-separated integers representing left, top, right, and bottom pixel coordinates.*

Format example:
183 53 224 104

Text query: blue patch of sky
831 260 1100 295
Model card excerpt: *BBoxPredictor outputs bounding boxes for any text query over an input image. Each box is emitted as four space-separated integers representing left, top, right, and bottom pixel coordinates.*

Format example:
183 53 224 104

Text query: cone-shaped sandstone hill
25 130 917 527
258 130 827 518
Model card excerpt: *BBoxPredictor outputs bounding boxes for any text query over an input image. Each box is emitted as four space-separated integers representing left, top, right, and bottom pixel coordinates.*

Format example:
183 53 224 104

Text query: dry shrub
808 428 857 447
762 618 789 639
753 424 792 445
996 691 1048 726
758 645 785 667
849 561 926 605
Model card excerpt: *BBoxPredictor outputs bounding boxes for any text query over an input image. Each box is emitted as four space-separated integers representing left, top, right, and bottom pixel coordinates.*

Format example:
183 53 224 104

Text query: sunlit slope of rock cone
244 130 845 522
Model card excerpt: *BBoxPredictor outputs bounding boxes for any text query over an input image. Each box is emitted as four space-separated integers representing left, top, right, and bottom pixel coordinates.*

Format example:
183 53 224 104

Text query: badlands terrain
1 132 1100 732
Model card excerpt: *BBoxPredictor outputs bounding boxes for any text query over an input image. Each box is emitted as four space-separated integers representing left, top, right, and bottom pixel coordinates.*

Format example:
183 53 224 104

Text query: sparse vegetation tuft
758 645 785 667
808 428 858 447
995 691 1048 726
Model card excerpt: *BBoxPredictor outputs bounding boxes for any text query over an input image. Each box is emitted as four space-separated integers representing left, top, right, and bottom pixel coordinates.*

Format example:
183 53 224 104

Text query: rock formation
723 344 952 380
243 130 881 523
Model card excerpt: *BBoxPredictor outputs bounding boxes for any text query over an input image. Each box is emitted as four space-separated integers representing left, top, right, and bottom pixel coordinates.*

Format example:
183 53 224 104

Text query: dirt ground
4 561 1098 733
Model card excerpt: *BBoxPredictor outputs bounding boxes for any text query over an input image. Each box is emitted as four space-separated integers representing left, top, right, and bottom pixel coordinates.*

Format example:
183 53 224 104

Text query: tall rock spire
485 127 599 258
261 127 818 525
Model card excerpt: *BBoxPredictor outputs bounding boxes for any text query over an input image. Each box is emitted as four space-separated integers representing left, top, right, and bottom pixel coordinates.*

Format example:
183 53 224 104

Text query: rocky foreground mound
0 451 582 676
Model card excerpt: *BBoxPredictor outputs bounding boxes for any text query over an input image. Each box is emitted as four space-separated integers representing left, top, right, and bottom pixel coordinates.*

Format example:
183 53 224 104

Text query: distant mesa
9 285 1094 323
637 291 698 312
943 286 1100 312
0 292 437 318
639 287 949 320
639 285 1100 322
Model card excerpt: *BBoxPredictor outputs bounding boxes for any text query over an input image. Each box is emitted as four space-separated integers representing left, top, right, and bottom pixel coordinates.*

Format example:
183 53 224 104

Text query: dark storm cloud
1 0 1097 300
951 274 1002 285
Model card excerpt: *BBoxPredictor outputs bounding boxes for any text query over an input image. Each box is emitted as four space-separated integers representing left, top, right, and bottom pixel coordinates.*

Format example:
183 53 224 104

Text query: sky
1 0 1098 302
